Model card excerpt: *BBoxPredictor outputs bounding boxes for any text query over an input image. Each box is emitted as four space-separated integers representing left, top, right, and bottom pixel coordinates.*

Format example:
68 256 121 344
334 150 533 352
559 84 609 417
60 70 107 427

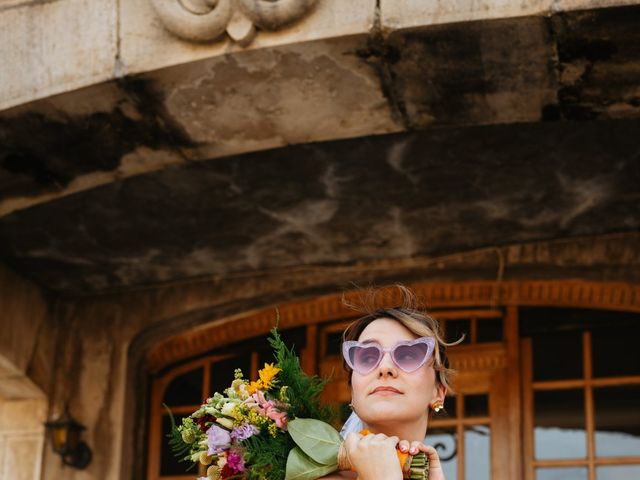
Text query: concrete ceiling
0 119 638 295
1 5 639 296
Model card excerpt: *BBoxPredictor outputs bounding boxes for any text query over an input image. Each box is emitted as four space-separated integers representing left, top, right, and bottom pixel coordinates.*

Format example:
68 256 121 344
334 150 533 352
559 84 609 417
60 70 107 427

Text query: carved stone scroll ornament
150 0 318 45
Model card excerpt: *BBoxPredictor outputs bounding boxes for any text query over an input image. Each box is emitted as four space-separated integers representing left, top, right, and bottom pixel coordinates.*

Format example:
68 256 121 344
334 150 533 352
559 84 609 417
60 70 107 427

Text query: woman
322 289 458 480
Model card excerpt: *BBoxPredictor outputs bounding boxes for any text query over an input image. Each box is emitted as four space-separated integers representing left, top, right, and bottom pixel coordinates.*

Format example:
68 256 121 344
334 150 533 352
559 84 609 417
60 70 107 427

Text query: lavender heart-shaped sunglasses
342 336 436 375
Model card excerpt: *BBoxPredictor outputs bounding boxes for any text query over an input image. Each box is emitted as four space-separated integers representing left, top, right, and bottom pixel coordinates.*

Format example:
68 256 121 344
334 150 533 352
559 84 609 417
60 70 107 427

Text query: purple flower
226 450 246 473
230 422 259 442
206 424 231 455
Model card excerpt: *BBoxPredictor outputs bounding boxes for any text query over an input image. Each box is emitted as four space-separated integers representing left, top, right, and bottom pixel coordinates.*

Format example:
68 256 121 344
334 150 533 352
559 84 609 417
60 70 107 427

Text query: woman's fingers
409 440 422 455
421 445 442 469
343 433 404 480
398 439 411 453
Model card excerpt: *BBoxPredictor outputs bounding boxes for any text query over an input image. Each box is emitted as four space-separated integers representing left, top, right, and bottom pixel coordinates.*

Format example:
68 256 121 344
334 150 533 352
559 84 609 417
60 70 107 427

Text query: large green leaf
288 418 342 465
285 446 338 480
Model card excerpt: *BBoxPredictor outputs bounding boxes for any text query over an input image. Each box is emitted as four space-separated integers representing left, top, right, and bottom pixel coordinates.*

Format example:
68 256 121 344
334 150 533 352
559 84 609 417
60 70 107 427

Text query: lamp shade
45 407 91 468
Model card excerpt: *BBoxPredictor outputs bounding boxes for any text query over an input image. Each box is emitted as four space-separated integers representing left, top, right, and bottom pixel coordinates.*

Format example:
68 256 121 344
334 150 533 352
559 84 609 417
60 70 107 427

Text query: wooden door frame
145 280 640 480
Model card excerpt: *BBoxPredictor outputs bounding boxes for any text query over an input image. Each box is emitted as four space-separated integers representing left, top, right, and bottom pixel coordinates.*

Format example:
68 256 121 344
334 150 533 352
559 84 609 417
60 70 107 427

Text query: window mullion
583 331 596 480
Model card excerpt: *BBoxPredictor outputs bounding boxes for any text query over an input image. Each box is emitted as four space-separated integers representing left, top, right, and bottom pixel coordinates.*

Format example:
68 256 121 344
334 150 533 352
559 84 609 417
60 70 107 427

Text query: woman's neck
363 418 429 442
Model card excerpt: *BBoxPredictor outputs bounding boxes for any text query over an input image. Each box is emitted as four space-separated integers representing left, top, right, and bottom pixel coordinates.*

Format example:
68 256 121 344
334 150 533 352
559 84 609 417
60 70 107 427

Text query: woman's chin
360 404 409 424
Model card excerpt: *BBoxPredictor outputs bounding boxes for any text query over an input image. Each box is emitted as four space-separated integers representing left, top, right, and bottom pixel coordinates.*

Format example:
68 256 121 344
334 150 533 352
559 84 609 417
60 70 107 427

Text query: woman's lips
370 386 402 395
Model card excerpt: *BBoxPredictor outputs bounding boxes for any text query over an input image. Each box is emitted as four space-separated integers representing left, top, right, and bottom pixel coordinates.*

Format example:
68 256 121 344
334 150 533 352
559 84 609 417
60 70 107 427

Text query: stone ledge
380 0 640 31
0 0 118 111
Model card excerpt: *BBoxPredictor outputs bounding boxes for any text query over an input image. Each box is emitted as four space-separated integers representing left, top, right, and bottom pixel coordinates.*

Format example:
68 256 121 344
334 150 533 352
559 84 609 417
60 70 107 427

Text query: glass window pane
536 467 588 480
163 367 203 406
592 327 640 377
426 427 457 480
465 425 490 480
596 465 640 480
210 355 251 396
477 318 503 343
594 385 640 457
338 402 352 424
534 389 587 459
444 394 457 418
446 319 470 344
532 331 583 381
325 331 342 356
161 413 192 475
464 394 489 417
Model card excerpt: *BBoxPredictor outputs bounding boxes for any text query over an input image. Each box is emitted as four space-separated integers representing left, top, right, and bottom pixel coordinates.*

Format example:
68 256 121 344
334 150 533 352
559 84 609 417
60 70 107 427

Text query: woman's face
350 318 445 429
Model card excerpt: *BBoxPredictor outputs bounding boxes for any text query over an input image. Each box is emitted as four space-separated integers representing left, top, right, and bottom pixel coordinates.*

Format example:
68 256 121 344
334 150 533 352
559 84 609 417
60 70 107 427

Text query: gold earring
431 400 444 413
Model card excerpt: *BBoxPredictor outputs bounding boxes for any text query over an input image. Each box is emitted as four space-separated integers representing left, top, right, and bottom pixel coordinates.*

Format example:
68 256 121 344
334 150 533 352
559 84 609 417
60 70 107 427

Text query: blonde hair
342 285 462 391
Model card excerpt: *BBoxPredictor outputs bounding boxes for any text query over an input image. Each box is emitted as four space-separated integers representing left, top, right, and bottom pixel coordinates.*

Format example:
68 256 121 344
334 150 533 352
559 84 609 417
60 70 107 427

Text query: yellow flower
258 363 281 388
247 380 263 395
279 385 289 402
207 465 221 480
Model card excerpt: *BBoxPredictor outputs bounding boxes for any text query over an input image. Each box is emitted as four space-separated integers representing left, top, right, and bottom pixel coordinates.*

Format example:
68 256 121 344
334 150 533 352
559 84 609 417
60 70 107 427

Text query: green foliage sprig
267 325 334 423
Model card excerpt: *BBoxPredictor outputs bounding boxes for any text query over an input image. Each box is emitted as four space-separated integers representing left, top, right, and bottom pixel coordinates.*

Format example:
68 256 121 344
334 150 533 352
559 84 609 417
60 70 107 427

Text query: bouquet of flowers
168 326 429 480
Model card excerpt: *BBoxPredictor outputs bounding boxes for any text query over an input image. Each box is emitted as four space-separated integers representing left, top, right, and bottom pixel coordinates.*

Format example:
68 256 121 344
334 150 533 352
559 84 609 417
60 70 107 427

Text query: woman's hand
343 432 403 480
398 440 446 480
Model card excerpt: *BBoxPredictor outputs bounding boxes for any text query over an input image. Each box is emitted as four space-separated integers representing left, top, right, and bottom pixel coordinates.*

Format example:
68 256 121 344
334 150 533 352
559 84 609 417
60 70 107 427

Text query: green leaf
288 418 342 465
285 447 338 480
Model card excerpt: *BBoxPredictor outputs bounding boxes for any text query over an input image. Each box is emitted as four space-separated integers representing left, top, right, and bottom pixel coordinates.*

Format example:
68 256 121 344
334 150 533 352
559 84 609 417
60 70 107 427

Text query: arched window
145 281 640 480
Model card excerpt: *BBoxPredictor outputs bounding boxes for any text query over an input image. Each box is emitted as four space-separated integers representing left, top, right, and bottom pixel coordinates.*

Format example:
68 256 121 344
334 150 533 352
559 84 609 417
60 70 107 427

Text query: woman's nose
377 351 398 377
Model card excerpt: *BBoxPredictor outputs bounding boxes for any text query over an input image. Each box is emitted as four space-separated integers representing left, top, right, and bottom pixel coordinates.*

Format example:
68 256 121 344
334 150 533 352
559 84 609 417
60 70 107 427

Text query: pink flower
270 410 288 429
260 400 288 429
226 450 246 473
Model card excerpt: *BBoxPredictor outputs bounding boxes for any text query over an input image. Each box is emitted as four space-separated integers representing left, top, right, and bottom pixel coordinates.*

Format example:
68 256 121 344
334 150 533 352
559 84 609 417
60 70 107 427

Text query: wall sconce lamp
44 406 92 469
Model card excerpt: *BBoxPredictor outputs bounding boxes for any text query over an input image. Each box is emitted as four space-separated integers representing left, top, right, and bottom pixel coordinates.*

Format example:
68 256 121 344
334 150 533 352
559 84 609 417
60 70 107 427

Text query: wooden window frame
522 331 640 480
147 351 261 480
143 280 640 480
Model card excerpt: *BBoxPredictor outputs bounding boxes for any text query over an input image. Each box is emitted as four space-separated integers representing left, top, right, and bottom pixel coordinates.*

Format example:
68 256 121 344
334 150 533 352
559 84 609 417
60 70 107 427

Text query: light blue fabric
340 411 365 439
340 411 429 442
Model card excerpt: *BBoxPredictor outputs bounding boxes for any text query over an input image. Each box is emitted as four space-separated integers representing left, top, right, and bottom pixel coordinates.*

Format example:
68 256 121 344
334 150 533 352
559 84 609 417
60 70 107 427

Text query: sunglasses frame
342 336 436 375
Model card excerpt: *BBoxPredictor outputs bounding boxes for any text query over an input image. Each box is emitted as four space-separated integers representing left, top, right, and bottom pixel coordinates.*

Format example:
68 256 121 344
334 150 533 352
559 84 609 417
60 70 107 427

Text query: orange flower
359 429 409 467
258 363 281 388
247 380 263 395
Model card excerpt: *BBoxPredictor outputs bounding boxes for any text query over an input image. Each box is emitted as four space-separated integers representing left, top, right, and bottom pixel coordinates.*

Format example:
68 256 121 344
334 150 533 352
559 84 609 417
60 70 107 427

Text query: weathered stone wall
0 263 53 400
0 398 46 480
2 0 639 110
0 264 52 480
39 233 640 480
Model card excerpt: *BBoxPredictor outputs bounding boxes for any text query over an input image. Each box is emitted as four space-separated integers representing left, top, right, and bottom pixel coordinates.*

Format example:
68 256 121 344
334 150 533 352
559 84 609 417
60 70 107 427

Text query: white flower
216 417 234 429
237 383 249 399
221 402 236 416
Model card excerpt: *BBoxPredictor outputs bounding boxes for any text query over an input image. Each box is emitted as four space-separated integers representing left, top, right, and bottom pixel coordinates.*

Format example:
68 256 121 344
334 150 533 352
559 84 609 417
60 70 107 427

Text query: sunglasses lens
350 345 381 374
393 343 430 372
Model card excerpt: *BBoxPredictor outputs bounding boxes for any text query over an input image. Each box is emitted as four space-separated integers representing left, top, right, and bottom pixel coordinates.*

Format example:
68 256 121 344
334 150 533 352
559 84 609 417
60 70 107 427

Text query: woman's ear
432 383 447 403
437 384 447 403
